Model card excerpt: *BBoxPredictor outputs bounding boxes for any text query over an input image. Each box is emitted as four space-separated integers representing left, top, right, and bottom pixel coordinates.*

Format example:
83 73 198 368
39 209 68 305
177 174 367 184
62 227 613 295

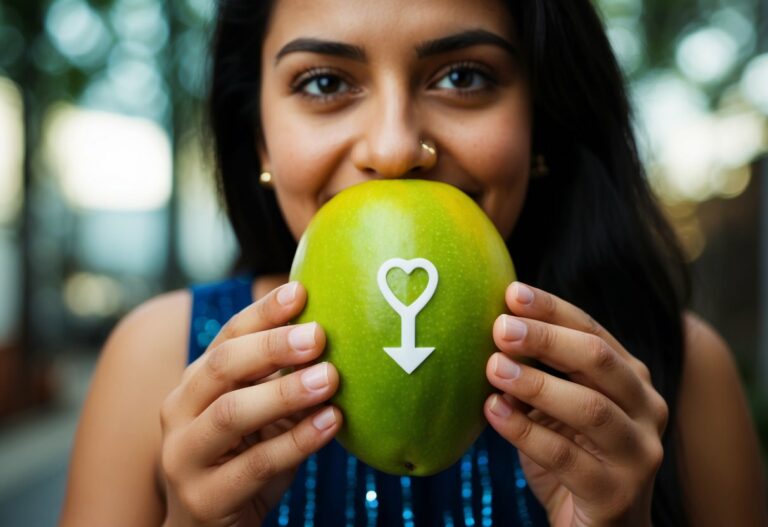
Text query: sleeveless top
188 276 548 527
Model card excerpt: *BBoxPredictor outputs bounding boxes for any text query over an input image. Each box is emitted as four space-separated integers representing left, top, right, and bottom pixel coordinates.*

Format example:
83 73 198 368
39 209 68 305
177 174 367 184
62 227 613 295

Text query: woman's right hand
159 281 342 527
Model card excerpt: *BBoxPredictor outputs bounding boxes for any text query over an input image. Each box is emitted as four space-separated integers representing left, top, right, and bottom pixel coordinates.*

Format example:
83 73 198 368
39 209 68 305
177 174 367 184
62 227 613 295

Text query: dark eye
300 74 350 96
434 67 490 91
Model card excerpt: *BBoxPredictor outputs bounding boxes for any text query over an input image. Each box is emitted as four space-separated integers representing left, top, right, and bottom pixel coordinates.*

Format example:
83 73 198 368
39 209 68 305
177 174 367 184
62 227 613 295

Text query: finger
484 394 606 501
188 281 307 377
211 405 343 507
487 353 640 456
492 315 647 416
186 362 339 464
505 282 633 364
177 322 326 419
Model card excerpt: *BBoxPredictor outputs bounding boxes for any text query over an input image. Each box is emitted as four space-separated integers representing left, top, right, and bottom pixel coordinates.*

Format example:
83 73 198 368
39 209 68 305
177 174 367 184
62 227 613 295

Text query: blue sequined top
188 275 547 526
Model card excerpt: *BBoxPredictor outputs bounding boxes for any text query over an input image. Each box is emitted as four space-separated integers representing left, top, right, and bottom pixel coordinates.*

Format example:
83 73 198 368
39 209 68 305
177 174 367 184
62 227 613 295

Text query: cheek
452 108 531 237
472 103 531 183
263 120 333 192
260 95 348 239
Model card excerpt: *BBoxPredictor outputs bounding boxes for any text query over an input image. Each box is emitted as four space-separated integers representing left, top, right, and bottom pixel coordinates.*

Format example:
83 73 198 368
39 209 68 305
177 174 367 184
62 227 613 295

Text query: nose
351 93 437 178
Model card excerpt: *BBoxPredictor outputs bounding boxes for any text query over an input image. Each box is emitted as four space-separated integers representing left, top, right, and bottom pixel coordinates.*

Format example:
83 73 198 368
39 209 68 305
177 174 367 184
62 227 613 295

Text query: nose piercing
419 139 437 157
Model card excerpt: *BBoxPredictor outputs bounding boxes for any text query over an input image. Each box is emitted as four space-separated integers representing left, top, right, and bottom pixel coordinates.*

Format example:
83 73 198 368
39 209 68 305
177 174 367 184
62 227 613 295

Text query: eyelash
290 67 356 103
289 61 496 103
434 61 497 97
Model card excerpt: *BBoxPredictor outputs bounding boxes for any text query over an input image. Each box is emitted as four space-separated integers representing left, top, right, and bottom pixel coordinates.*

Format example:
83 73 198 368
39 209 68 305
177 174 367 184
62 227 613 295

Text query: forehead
264 0 515 53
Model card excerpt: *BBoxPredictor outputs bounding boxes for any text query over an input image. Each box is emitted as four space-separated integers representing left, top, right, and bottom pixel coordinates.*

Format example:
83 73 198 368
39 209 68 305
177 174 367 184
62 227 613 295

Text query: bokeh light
43 103 172 212
44 0 112 70
676 26 739 85
0 77 23 225
741 53 768 114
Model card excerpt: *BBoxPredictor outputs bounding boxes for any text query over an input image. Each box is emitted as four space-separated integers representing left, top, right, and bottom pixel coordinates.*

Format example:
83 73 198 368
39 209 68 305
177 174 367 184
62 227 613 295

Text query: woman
61 0 767 525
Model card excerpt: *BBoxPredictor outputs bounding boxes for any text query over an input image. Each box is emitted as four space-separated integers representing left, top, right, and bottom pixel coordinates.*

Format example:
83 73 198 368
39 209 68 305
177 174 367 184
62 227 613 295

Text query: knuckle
258 295 284 327
244 449 278 482
535 324 556 355
652 392 669 432
205 344 231 382
634 359 652 382
550 442 578 473
179 486 213 522
210 393 239 433
219 317 239 342
289 422 315 457
584 395 614 429
587 336 616 372
585 315 603 336
512 416 536 443
541 292 557 317
646 438 665 472
160 440 182 483
276 375 296 406
159 391 179 432
266 328 287 358
522 370 547 402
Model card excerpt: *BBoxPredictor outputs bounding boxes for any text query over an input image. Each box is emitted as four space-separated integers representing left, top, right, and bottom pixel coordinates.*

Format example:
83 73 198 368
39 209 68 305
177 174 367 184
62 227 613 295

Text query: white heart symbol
377 258 439 374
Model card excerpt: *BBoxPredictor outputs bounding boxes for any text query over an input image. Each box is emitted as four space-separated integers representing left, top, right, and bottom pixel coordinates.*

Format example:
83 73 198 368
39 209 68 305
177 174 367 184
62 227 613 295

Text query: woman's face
259 0 531 241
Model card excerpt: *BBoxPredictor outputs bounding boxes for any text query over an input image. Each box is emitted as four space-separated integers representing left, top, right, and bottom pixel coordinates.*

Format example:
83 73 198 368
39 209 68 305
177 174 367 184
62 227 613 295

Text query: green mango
289 179 515 476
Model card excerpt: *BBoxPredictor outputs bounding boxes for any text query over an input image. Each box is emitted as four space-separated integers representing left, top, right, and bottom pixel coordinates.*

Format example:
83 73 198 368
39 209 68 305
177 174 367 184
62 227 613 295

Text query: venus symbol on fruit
378 257 439 374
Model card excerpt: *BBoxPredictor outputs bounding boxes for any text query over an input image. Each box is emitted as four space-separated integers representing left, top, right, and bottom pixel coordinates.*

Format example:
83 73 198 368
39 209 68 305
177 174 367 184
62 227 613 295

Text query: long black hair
208 1 692 525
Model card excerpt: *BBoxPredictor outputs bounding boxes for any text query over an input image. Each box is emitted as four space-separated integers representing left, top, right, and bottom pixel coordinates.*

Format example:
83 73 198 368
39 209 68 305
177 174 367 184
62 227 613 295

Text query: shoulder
61 289 192 526
95 289 192 400
676 311 767 526
107 289 192 370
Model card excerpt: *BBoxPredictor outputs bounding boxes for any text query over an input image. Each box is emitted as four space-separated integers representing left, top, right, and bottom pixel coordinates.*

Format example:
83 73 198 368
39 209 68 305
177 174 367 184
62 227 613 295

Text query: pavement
0 352 95 527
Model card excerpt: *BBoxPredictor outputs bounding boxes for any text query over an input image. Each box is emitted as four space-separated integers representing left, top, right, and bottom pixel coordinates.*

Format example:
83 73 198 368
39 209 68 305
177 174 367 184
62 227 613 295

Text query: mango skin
289 180 515 476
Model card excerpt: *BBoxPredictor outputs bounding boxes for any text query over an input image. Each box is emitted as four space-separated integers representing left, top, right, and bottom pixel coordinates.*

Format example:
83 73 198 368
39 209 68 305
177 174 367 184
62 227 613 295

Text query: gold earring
531 154 549 179
259 171 274 188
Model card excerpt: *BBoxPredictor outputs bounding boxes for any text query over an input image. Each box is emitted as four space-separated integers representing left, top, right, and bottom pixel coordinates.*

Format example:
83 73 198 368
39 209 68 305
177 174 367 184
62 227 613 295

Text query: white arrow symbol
377 258 439 374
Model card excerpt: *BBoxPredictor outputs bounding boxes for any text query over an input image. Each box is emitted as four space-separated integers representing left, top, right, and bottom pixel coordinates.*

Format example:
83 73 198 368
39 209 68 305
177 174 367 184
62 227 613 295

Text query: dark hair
208 1 692 525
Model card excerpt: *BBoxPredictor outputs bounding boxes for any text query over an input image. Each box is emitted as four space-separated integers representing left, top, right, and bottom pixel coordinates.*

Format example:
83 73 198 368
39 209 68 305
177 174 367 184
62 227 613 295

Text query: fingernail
489 394 512 418
277 282 299 306
493 353 521 380
301 362 329 391
502 316 527 341
289 322 317 351
312 406 336 430
514 282 534 305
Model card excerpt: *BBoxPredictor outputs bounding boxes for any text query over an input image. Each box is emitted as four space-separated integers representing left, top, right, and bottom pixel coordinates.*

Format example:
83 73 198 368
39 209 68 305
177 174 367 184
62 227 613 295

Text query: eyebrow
274 29 516 65
275 38 366 64
415 29 517 58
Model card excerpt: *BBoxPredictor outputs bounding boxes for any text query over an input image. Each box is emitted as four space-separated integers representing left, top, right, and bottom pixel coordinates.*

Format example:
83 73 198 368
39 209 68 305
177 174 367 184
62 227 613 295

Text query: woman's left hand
484 282 668 527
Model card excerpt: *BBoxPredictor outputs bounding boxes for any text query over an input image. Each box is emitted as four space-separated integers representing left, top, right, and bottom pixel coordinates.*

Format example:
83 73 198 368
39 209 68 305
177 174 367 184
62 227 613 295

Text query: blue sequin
514 459 533 526
477 437 493 526
345 454 357 527
365 468 378 527
461 448 476 527
277 490 291 526
304 454 318 527
401 476 414 527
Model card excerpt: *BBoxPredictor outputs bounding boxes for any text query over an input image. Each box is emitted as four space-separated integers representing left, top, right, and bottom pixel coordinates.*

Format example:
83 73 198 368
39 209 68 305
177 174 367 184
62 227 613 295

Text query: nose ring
419 139 437 157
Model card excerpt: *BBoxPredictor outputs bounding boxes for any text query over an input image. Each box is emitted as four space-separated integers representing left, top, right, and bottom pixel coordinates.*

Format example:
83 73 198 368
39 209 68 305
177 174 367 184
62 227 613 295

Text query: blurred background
0 0 766 524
